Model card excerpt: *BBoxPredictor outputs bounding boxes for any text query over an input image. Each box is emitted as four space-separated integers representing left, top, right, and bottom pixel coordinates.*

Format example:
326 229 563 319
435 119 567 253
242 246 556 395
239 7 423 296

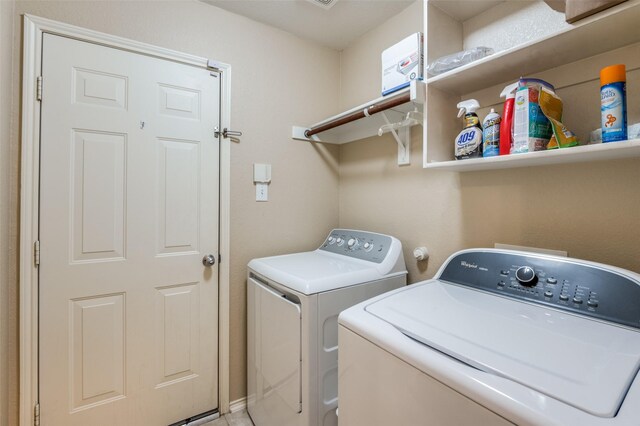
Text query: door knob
202 254 216 267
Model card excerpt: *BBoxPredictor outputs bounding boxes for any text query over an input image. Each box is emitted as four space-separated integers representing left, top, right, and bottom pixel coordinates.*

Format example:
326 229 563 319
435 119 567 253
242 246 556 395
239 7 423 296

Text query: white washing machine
247 229 407 426
338 249 640 426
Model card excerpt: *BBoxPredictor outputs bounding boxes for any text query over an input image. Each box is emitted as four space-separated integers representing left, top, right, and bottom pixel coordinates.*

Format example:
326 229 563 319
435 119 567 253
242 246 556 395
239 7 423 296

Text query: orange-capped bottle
600 64 627 143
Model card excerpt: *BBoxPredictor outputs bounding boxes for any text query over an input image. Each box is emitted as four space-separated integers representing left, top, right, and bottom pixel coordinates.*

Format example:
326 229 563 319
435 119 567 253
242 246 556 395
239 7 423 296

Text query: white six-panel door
39 33 219 425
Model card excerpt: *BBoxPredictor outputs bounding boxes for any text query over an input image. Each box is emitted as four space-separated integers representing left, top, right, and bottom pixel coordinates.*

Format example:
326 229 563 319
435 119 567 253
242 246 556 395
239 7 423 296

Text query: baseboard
229 397 247 413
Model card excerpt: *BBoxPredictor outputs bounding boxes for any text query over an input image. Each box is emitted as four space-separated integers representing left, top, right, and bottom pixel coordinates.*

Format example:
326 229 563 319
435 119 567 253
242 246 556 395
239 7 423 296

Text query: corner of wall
0 0 17 422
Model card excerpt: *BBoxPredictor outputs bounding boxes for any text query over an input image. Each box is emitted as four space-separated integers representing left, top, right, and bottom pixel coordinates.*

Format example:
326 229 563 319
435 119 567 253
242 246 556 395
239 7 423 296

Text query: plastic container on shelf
512 78 555 154
426 47 494 76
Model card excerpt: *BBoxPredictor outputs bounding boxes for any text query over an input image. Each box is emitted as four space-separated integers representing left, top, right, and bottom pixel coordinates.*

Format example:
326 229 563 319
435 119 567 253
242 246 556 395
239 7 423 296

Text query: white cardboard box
381 32 424 96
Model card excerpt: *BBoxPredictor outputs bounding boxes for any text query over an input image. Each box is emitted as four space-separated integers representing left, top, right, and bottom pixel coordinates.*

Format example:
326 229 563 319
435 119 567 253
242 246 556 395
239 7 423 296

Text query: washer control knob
347 238 359 250
327 236 336 245
363 242 372 251
336 238 344 246
515 266 537 286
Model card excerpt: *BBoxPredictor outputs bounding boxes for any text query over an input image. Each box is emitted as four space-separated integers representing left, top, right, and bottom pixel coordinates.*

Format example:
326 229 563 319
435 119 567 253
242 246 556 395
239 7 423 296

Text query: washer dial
347 237 359 250
515 266 537 286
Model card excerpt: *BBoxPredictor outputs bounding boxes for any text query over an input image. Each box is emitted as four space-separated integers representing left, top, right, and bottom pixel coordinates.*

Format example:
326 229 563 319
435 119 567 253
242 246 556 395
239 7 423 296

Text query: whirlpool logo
460 261 478 269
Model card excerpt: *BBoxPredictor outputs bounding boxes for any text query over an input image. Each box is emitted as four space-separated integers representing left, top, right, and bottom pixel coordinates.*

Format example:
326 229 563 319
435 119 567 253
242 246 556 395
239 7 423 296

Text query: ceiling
201 0 416 50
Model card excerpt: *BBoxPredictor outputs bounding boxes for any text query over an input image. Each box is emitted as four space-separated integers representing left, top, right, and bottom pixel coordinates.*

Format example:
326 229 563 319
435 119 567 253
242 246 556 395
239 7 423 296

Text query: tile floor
202 409 253 426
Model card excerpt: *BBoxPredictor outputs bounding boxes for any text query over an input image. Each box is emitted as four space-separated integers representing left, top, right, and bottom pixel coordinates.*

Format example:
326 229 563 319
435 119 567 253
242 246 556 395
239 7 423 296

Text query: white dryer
338 249 640 426
247 229 407 426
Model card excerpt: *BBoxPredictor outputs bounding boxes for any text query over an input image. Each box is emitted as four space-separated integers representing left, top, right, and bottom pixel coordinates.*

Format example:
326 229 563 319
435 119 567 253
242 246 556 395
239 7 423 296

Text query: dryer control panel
320 229 392 264
439 250 640 329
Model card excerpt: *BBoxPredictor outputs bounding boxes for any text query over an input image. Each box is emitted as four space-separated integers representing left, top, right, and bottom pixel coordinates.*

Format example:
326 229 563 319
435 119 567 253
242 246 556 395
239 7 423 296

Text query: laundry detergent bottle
455 99 482 160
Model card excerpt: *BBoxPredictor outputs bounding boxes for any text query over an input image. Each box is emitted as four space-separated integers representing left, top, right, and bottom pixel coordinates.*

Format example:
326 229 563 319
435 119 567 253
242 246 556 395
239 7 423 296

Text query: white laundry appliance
247 229 407 426
338 248 640 426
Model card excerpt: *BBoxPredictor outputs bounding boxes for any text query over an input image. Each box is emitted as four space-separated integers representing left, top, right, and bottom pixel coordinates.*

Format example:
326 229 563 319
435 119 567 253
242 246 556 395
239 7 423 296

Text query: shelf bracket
380 111 411 165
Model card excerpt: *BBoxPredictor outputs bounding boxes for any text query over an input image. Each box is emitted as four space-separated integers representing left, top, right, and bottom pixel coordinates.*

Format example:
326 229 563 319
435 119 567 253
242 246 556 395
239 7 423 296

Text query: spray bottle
455 99 482 160
499 82 518 156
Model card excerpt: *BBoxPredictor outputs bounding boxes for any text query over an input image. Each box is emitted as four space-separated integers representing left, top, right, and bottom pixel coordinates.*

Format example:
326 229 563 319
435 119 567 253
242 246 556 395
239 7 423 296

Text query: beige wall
340 134 640 282
339 0 423 109
338 2 640 284
1 0 340 420
1 0 17 425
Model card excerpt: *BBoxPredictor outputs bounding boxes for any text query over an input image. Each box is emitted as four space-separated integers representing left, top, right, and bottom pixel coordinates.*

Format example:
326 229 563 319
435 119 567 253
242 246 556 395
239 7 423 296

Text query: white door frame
19 14 232 426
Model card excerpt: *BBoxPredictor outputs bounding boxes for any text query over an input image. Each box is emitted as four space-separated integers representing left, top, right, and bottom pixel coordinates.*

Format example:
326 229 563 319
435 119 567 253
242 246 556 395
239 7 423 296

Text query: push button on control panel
546 277 558 284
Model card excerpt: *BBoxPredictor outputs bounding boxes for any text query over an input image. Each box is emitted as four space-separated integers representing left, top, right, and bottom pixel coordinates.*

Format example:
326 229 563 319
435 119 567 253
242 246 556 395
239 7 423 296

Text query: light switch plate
254 163 272 183
256 183 268 202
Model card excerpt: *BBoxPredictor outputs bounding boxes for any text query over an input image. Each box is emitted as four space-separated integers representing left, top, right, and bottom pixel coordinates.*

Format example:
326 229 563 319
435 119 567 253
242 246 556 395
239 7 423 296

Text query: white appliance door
366 281 640 418
252 279 302 414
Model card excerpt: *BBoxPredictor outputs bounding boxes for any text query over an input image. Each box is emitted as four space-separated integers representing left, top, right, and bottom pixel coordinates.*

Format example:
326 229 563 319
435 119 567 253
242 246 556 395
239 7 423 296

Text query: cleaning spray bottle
455 99 482 160
499 82 518 156
482 108 501 157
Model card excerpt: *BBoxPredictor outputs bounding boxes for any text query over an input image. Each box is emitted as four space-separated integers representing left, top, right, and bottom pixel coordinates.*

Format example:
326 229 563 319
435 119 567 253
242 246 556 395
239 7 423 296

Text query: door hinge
34 402 40 426
206 59 221 72
36 76 43 102
34 240 40 266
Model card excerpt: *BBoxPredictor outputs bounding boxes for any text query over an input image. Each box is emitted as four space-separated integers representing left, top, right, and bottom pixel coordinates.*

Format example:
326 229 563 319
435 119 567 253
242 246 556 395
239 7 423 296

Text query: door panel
72 130 127 261
155 282 200 387
157 138 200 254
39 33 220 425
70 294 126 411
